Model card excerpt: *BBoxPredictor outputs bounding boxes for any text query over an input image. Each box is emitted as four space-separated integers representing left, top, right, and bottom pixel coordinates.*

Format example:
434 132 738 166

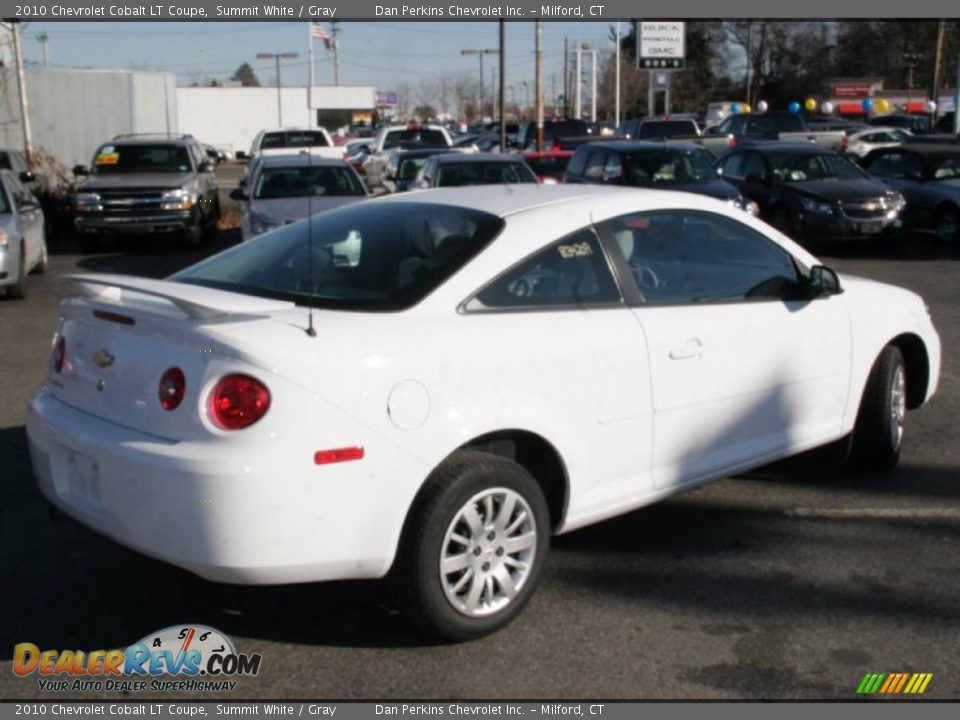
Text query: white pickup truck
246 128 344 162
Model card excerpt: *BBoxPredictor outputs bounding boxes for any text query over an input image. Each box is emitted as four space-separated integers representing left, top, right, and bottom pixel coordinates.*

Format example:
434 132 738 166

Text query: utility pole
590 48 597 123
615 22 621 127
10 22 32 165
563 38 569 118
535 22 543 151
574 43 582 120
499 21 506 151
257 52 300 126
36 32 49 68
930 20 946 126
462 48 499 122
954 47 960 135
331 22 341 86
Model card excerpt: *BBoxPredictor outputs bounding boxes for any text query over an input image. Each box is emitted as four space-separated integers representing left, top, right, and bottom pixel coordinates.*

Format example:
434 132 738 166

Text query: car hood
249 196 364 224
633 178 740 200
77 172 196 191
790 178 888 202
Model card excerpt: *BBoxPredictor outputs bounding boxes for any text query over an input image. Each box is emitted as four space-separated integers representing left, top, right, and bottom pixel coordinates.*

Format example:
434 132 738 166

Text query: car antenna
305 146 318 338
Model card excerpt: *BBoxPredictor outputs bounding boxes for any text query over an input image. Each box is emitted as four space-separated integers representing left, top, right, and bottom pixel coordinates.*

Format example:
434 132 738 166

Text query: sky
22 21 622 96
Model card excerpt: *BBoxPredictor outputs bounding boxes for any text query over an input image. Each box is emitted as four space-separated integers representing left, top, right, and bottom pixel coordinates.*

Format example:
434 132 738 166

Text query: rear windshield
253 166 365 199
173 202 504 311
436 162 537 187
383 129 449 150
636 121 698 139
525 155 572 179
260 131 331 149
746 114 806 133
91 144 191 174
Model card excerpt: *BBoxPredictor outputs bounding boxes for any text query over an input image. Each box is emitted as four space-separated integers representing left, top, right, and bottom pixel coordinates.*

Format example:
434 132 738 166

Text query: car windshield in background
253 166 365 199
769 153 864 182
636 121 698 139
546 120 589 139
173 202 504 311
622 150 716 184
397 156 433 181
525 156 572 178
437 162 537 186
91 144 190 174
261 131 331 149
929 153 960 180
383 129 449 150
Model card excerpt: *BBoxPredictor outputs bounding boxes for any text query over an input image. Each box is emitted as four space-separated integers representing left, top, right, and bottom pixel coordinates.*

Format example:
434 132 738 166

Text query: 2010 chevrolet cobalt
27 185 940 640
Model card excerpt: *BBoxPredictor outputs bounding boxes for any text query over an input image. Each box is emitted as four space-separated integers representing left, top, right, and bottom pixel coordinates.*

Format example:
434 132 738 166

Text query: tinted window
584 150 607 179
621 149 715 184
865 151 924 179
718 152 745 178
436 162 537 187
928 153 960 180
768 152 863 182
524 155 572 180
383 129 449 150
253 166 364 199
746 113 805 133
175 202 504 311
261 131 331 149
91 144 191 174
467 228 621 310
742 153 768 180
566 147 588 176
603 210 799 304
636 121 698 139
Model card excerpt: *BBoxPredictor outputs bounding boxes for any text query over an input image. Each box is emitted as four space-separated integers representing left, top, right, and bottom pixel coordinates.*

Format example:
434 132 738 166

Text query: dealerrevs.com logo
13 625 262 693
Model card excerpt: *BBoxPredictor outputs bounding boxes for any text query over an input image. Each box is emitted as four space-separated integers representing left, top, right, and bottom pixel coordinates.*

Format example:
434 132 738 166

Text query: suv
72 134 219 252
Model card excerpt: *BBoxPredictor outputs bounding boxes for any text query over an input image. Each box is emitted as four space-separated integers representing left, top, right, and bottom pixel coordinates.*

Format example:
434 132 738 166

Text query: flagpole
307 23 315 125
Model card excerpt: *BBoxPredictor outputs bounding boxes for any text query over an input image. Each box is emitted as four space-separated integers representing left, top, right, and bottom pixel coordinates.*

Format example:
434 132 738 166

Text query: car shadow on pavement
68 230 241 279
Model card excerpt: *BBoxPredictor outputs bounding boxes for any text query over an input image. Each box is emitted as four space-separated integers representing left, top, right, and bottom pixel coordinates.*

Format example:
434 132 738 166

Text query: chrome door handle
669 339 703 360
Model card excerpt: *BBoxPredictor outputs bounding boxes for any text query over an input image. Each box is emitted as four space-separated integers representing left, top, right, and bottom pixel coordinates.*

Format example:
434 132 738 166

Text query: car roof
434 153 526 165
747 143 832 155
106 135 194 146
257 155 349 168
369 183 707 218
581 140 706 152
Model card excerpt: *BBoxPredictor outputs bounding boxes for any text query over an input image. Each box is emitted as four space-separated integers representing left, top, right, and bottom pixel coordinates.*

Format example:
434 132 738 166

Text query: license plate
57 446 102 514
860 219 884 235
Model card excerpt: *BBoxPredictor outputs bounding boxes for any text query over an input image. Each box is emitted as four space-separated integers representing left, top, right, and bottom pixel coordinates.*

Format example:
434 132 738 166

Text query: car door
739 152 775 213
597 208 852 489
6 172 44 268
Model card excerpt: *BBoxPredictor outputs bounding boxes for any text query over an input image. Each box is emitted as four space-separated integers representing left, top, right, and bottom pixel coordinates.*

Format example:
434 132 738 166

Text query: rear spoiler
62 274 295 320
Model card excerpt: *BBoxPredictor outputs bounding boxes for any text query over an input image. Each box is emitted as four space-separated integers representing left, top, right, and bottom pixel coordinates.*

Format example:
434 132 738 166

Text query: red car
522 150 574 184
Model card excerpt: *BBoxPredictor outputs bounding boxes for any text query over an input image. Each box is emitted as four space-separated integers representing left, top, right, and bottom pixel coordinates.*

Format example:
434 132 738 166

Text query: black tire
202 200 220 242
6 242 27 300
391 450 551 642
933 205 959 243
851 346 906 472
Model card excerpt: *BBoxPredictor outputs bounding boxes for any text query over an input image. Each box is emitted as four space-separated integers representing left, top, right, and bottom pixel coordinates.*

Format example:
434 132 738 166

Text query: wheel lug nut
496 547 504 556
473 547 482 556
482 562 490 571
487 531 495 541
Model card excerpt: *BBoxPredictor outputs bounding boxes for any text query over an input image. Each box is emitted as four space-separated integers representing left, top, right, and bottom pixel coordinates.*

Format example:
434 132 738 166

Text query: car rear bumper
26 387 417 584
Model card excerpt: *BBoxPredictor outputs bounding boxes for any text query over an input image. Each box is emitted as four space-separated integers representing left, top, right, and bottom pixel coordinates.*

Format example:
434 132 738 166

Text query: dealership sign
637 21 686 70
377 91 398 107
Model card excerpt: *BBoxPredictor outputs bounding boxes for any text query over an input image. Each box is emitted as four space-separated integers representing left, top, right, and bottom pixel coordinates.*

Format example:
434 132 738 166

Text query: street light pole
257 52 300 126
462 48 499 122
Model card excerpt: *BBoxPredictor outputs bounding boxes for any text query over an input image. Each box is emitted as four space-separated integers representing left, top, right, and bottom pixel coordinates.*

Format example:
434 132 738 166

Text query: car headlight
73 192 102 212
800 197 834 215
727 197 760 216
160 188 197 211
248 214 278 236
886 192 907 213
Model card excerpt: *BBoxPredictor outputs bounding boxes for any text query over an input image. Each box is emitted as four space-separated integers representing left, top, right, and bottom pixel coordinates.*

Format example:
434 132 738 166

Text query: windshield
260 131 331 149
636 121 698 139
929 153 960 180
383 129 449 150
436 162 537 187
769 153 864 182
91 144 191 174
622 150 716 184
173 202 504 311
253 166 365 199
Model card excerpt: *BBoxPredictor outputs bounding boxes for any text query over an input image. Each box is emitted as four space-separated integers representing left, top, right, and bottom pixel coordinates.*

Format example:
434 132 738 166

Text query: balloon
861 98 874 112
804 98 818 112
925 99 937 113
821 101 835 114
788 101 801 114
743 103 751 113
874 98 890 114
730 103 740 113
756 100 769 112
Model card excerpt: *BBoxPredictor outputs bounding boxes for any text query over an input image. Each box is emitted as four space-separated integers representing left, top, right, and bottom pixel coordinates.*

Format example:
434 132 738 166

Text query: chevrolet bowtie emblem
92 349 115 368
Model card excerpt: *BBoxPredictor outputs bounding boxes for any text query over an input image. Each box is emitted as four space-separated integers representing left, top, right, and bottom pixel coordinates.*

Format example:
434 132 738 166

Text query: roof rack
111 133 195 141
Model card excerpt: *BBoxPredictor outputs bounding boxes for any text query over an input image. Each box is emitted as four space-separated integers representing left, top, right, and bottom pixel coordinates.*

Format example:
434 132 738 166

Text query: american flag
309 22 330 41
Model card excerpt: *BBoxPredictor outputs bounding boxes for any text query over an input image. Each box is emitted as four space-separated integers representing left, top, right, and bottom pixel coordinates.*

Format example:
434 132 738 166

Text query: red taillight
209 374 271 430
840 132 849 152
728 135 737 148
159 367 186 411
53 337 65 373
342 151 350 160
314 446 365 465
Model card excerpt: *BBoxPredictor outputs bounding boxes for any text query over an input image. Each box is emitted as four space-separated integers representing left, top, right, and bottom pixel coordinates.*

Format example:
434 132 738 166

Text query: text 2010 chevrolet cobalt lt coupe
27 185 940 640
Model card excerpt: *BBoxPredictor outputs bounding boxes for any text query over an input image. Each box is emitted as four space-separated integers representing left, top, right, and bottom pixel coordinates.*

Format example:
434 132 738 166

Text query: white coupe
26 185 940 640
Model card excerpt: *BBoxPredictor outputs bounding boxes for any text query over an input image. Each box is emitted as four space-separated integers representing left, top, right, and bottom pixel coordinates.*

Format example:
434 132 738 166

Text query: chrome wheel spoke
496 492 518 531
464 571 484 611
441 553 471 575
493 565 518 599
451 567 473 594
505 510 528 535
462 504 484 535
504 531 536 555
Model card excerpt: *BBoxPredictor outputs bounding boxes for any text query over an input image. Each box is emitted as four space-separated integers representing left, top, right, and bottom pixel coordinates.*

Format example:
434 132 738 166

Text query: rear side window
584 150 607 179
566 147 588 177
867 152 923 179
436 162 537 187
174 202 504 311
465 228 621 311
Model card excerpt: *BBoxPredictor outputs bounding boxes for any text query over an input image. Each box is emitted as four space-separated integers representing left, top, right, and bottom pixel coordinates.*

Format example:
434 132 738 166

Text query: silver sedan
0 169 47 300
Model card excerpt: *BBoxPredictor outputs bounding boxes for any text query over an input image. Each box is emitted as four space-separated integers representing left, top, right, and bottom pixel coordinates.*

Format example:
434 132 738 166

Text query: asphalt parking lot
1 165 958 700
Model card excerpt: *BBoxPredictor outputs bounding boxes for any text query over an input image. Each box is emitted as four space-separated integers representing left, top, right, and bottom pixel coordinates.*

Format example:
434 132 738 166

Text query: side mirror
807 265 842 297
19 171 35 183
228 188 247 201
198 161 215 173
72 164 89 177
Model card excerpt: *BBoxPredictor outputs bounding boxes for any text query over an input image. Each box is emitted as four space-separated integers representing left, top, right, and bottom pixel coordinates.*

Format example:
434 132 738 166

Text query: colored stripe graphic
857 672 932 694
